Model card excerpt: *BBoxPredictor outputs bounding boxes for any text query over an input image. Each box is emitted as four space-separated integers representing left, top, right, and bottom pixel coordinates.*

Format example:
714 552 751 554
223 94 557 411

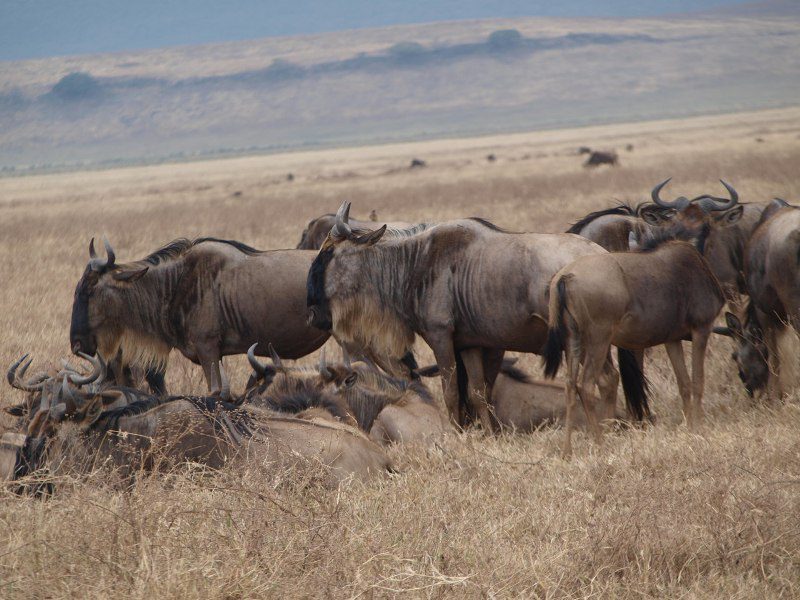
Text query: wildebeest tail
617 348 650 422
542 276 569 379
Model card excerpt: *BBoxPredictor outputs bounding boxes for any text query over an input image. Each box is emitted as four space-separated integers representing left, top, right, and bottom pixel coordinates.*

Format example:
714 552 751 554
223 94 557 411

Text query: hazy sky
1 0 746 61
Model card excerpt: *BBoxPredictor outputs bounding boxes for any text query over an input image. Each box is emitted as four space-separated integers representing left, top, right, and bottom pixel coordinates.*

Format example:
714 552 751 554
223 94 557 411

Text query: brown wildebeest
717 200 800 397
297 213 416 250
3 369 392 487
246 345 452 445
566 202 672 252
543 212 725 456
307 202 646 432
69 237 329 398
584 150 618 167
419 359 626 432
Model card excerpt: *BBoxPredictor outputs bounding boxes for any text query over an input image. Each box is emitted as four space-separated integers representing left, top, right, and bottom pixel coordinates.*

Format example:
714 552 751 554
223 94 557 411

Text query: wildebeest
567 202 665 252
543 211 726 455
419 359 626 432
69 237 329 397
297 213 415 250
307 202 642 432
246 345 452 445
3 364 392 486
718 199 800 397
584 150 618 167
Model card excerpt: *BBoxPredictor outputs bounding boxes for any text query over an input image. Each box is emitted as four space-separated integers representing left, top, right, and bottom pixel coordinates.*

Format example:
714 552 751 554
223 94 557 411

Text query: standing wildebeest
566 201 672 252
717 199 800 397
543 207 726 455
297 213 414 250
584 150 618 167
69 237 328 397
307 202 645 431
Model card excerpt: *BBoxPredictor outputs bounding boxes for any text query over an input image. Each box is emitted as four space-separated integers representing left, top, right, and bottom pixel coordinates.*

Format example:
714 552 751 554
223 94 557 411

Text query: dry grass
2 109 800 597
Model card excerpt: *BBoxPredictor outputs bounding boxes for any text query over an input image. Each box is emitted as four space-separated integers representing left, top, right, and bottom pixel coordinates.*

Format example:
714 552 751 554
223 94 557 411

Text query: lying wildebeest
307 202 645 432
419 359 626 432
584 150 618 167
716 199 800 397
297 213 415 250
246 345 452 445
69 237 329 397
544 206 726 455
2 366 392 487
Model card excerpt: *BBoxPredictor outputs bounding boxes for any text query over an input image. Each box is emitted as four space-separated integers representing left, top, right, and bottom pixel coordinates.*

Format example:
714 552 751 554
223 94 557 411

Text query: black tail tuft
617 348 650 422
542 277 568 379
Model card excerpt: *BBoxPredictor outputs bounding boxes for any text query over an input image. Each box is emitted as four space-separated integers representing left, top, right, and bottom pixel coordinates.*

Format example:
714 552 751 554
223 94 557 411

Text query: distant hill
1 14 798 171
698 0 800 16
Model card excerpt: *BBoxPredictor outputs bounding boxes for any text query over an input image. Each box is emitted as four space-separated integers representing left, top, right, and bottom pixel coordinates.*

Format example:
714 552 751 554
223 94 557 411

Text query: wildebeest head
630 179 743 252
714 307 770 397
306 201 387 333
70 238 149 358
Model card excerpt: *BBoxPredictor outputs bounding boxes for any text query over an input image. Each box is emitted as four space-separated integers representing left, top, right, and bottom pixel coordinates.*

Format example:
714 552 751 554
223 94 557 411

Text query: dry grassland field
2 107 800 597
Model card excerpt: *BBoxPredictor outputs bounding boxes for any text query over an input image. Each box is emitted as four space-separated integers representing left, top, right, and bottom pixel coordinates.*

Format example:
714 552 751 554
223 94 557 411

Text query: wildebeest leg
690 328 710 427
482 348 504 430
664 342 694 430
563 334 581 458
460 348 495 434
577 343 604 445
145 367 167 396
597 352 619 423
425 334 461 427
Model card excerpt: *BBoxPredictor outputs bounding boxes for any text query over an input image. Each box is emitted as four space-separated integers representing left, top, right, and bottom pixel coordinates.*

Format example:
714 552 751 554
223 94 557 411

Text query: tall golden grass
1 109 800 597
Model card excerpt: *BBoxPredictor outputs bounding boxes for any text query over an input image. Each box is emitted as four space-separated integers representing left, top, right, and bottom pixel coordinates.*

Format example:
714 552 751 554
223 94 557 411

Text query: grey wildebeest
307 202 647 432
543 207 726 455
584 150 618 167
297 212 414 250
69 237 329 397
717 199 800 397
246 345 451 445
566 201 671 252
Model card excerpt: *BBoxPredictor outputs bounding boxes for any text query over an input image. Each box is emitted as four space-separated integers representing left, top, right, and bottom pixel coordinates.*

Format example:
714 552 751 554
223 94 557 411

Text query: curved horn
89 238 98 259
318 348 332 378
65 353 105 386
332 201 353 239
698 179 740 211
268 343 285 371
247 343 268 377
102 237 116 268
7 355 46 392
651 178 684 209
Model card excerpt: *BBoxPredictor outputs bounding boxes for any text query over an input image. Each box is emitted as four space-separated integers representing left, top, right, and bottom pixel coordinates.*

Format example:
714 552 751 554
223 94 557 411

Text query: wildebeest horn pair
88 237 116 269
651 178 738 211
7 354 46 392
59 353 106 386
333 201 388 244
246 343 285 376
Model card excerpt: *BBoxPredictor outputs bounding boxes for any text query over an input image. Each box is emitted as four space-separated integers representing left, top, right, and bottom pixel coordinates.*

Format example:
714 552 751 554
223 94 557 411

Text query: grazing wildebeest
307 202 643 432
714 302 771 397
69 237 329 397
297 213 415 250
3 366 392 486
717 199 800 397
419 359 626 432
246 345 451 445
543 211 726 455
584 150 618 167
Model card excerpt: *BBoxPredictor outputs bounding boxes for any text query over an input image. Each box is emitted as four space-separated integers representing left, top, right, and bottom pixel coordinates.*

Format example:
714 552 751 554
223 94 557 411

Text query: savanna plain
1 107 800 598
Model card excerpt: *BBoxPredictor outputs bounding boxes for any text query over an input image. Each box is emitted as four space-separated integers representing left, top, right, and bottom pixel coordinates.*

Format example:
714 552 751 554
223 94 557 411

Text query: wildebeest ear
714 205 743 226
81 396 105 425
353 225 387 246
4 404 25 417
725 311 743 335
112 266 149 282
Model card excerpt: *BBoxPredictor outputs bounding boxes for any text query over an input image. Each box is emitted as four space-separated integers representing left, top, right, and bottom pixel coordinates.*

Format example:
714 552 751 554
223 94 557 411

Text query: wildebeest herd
3 178 798 490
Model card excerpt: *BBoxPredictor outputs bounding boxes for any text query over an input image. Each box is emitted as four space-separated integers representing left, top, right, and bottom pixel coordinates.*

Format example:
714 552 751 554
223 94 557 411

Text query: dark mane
92 395 169 431
468 217 513 233
140 237 261 266
256 378 352 423
638 222 711 254
566 202 637 234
